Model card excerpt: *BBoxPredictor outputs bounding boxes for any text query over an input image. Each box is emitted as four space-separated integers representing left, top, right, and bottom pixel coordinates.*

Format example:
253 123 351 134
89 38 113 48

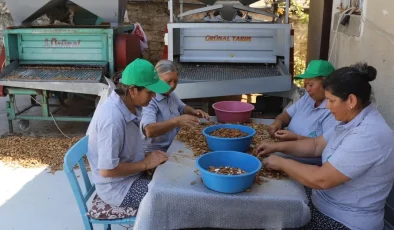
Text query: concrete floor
0 95 130 230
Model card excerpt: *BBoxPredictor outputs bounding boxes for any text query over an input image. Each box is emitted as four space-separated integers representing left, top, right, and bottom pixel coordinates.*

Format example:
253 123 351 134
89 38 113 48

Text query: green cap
295 60 335 80
121 58 171 94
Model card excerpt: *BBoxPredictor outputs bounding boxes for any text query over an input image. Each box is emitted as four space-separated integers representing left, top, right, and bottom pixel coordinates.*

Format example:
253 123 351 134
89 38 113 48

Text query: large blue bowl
202 124 256 152
196 151 262 193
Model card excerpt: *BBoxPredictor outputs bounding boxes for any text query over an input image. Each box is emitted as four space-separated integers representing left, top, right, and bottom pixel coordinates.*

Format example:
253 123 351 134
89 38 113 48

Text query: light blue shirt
140 92 186 153
86 91 145 206
286 93 337 138
312 103 394 230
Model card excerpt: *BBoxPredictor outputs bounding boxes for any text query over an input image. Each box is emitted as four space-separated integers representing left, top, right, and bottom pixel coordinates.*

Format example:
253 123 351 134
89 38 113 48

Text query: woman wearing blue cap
256 63 394 230
268 60 337 144
86 58 171 208
140 60 210 153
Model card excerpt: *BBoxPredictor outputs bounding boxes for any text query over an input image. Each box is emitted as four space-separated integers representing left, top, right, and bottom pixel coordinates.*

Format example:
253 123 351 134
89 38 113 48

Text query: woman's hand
143 150 168 170
262 155 284 171
194 109 210 120
175 114 200 128
254 141 278 157
268 123 281 137
273 130 300 142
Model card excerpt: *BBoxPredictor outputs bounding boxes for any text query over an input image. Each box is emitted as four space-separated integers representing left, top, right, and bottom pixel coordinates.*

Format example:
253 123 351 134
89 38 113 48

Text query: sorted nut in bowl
208 166 248 175
202 124 256 152
196 151 262 193
209 128 248 138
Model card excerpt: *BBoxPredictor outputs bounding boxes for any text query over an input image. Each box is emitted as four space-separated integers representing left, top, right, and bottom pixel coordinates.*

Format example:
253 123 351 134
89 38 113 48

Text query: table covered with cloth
133 118 311 230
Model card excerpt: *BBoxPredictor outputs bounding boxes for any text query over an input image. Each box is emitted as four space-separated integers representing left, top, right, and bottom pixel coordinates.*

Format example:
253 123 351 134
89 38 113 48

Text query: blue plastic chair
63 136 136 230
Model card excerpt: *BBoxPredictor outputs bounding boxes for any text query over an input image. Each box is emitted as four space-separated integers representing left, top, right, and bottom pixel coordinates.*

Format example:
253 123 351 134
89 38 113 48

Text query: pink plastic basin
212 101 255 123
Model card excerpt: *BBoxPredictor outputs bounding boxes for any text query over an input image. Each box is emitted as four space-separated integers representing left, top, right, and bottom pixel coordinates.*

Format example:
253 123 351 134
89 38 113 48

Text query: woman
140 60 210 153
255 62 394 230
268 60 337 142
86 58 170 208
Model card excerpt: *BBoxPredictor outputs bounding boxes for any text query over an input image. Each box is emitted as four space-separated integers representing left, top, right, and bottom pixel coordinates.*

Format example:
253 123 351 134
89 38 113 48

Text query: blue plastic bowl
196 151 262 193
202 124 256 152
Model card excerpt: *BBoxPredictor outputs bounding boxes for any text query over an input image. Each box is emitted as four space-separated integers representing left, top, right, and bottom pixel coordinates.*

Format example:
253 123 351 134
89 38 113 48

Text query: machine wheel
18 120 30 131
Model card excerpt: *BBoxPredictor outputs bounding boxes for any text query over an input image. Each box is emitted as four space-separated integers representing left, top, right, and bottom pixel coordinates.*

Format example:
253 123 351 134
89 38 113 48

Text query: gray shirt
286 93 337 138
86 91 145 206
312 103 394 230
140 92 186 153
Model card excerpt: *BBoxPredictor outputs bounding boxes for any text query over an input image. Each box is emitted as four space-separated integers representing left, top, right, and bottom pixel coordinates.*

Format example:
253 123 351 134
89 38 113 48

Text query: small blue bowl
202 124 256 152
196 151 262 193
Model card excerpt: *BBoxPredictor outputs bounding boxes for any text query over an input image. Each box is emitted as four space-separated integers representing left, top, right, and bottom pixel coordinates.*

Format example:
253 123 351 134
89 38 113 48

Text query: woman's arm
183 105 210 120
96 122 166 177
141 101 182 138
256 135 327 158
268 111 292 136
264 156 350 189
183 105 197 116
269 94 308 136
144 115 200 138
273 129 312 142
143 119 179 138
100 150 168 177
100 161 147 177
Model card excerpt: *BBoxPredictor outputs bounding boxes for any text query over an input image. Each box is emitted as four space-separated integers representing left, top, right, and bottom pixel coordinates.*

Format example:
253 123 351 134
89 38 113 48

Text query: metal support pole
168 26 173 61
170 0 174 22
42 90 49 117
180 0 184 20
6 95 15 133
14 115 91 122
15 105 35 116
286 0 290 24
31 95 37 105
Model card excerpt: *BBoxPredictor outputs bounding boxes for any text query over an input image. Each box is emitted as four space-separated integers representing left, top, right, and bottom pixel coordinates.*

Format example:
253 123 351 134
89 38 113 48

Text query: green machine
0 0 139 132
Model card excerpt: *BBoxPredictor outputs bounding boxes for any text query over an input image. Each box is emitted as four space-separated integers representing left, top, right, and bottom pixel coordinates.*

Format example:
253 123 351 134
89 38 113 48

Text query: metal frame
3 0 128 26
2 27 119 76
169 0 290 23
232 4 278 18
173 59 291 99
166 0 293 100
5 88 94 133
178 5 224 18
167 0 292 99
0 24 134 133
167 23 292 70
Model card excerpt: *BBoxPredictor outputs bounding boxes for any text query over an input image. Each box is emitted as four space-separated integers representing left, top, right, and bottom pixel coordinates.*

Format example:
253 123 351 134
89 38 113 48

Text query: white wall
329 0 394 128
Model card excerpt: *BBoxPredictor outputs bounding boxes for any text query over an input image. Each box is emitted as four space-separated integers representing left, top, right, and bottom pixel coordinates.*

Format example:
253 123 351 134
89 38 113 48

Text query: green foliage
294 55 306 87
264 0 310 24
287 0 310 24
263 0 310 88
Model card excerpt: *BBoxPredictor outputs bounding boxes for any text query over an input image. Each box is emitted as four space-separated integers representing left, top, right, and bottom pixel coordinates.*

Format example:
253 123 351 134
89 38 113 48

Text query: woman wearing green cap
268 60 337 147
140 60 210 153
86 58 172 208
255 62 394 230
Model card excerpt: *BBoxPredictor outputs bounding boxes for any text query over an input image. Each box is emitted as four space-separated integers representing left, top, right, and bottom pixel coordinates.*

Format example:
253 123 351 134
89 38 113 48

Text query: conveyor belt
179 63 282 81
0 65 103 82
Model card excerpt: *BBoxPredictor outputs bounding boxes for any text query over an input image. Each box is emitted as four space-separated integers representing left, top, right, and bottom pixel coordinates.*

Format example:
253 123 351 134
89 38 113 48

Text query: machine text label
205 35 252 42
44 38 81 48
